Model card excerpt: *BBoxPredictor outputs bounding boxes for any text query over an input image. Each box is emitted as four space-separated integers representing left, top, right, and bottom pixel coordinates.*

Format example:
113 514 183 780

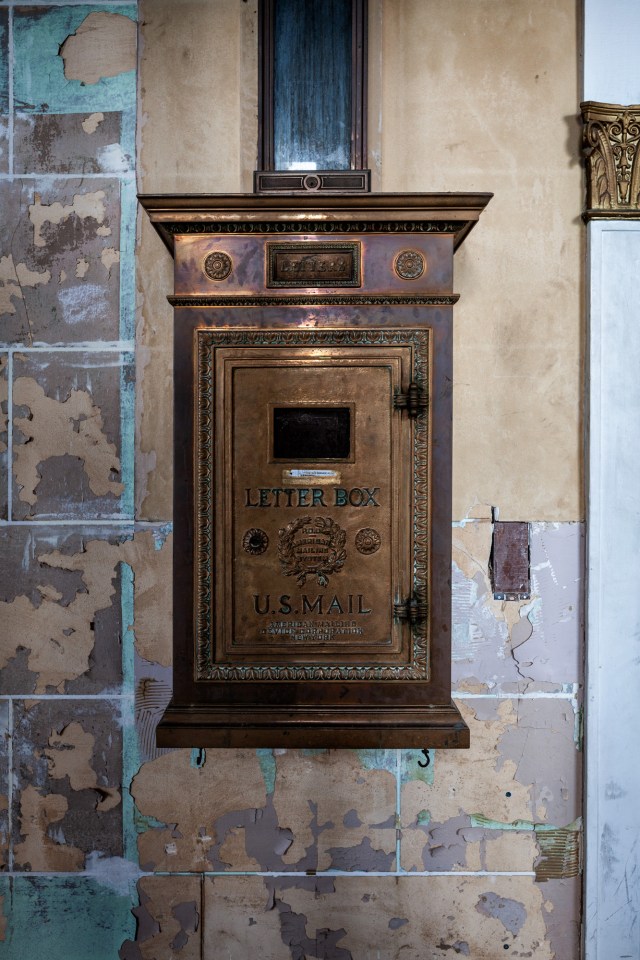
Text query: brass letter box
140 194 491 748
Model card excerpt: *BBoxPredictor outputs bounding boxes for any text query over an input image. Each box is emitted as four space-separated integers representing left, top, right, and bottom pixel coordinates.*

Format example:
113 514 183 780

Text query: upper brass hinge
393 594 428 624
394 382 427 418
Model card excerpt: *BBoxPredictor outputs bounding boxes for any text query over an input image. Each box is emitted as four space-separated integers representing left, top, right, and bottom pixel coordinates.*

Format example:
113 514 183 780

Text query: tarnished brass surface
174 235 452 298
138 193 493 255
196 329 429 682
138 193 493 748
582 101 640 217
156 703 470 749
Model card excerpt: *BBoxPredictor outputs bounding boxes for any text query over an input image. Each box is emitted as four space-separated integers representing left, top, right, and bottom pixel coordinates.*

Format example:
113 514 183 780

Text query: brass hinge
393 594 428 624
393 382 427 418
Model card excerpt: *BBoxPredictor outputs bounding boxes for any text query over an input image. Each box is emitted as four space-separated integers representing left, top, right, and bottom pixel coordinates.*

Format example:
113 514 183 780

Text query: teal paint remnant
120 109 136 172
416 809 431 826
119 178 137 342
256 748 277 795
119 694 139 863
355 749 398 774
133 808 171 835
151 523 173 549
119 351 135 518
14 5 137 115
120 560 135 692
1 876 136 960
0 9 8 112
190 747 206 768
400 749 434 786
470 814 583 834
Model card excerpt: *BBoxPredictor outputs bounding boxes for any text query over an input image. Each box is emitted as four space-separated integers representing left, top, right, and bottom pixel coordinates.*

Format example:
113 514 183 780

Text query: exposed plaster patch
13 376 123 504
451 521 582 694
29 190 107 248
271 876 554 958
131 750 267 871
82 112 105 134
46 720 121 812
218 826 261 871
121 876 201 960
271 750 396 870
475 891 527 936
97 143 129 173
401 698 579 873
0 532 171 691
452 522 536 686
460 498 494 522
118 532 173 667
0 254 51 316
75 257 90 278
83 852 141 895
14 784 84 870
101 246 120 275
59 13 137 86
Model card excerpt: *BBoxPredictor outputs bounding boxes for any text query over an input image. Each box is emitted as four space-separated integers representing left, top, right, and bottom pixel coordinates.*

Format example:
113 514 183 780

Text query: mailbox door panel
195 329 431 683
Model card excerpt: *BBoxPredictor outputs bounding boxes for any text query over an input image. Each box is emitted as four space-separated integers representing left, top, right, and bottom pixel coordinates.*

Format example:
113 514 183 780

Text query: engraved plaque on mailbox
196 328 429 681
266 242 361 287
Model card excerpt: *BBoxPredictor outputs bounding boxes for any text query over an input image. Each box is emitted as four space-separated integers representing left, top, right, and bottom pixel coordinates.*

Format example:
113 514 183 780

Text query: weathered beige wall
136 0 257 519
380 0 582 521
138 0 582 523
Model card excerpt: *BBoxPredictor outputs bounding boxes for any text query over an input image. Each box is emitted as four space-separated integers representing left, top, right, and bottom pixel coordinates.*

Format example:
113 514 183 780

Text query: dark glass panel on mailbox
273 0 352 170
273 406 351 460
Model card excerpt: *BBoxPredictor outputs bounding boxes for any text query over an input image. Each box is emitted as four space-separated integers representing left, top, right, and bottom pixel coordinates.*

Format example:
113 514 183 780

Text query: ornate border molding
169 295 458 308
582 101 640 218
195 327 431 682
164 219 464 236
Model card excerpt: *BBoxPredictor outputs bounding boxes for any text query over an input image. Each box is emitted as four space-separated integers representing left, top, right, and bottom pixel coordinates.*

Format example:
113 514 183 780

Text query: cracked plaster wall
0 1 583 958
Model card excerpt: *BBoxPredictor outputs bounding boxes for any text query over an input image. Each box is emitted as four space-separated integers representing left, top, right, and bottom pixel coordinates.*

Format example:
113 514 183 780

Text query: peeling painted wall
1 2 140 953
0 2 583 958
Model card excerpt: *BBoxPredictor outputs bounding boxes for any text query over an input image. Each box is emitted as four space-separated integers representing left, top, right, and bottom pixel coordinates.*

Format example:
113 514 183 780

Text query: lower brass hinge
394 382 428 418
394 594 428 624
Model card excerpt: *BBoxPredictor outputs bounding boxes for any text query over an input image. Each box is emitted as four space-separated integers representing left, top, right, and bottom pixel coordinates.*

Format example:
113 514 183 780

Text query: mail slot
139 192 492 748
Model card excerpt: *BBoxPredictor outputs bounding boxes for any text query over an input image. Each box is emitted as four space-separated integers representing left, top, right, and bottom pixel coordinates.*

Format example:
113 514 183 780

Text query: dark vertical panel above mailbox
138 194 492 748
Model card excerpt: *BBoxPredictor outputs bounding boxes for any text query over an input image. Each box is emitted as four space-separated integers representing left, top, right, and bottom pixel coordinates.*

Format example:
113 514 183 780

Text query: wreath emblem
394 249 425 280
278 516 347 587
203 251 232 281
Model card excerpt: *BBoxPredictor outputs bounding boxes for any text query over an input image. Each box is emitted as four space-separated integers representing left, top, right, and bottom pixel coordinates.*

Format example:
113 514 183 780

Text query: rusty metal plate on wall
266 242 361 287
491 520 531 600
195 327 431 681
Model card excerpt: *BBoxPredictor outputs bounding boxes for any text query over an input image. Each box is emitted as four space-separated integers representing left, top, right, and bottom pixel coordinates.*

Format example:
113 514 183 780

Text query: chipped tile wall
0 2 584 958
1 1 141 953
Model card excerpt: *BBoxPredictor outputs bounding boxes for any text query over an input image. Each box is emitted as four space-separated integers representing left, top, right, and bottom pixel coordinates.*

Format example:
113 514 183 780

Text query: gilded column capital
582 101 640 219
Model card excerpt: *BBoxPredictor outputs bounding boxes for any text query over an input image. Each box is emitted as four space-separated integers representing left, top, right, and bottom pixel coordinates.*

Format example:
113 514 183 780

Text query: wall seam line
6 349 12 519
7 697 13 871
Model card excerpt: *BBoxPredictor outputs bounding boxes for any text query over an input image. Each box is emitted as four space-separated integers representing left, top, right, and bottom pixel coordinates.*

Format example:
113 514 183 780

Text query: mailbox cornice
138 192 493 255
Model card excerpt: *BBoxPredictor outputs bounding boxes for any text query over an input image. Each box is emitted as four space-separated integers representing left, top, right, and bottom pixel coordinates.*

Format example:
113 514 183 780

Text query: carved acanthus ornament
582 101 640 218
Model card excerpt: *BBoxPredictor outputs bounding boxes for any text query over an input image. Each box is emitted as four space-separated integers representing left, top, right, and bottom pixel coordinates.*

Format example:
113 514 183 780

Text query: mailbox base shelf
156 701 469 749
